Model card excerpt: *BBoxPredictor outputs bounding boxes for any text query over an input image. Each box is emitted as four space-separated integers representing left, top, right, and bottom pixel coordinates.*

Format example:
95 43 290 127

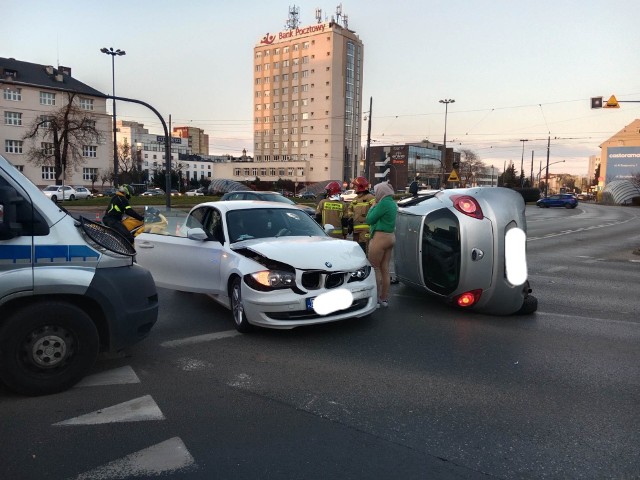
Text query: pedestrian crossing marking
75 437 196 479
53 395 164 426
74 365 140 387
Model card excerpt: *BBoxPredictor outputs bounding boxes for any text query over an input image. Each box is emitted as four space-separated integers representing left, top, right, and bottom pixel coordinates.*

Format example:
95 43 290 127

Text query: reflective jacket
348 192 375 233
316 196 347 236
103 192 144 222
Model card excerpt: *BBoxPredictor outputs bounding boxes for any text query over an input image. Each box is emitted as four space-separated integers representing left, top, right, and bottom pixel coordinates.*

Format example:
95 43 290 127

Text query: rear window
421 209 461 295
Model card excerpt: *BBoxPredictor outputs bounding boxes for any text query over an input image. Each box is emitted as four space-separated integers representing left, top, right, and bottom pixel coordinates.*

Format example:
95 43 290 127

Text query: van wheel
230 277 253 333
0 302 99 396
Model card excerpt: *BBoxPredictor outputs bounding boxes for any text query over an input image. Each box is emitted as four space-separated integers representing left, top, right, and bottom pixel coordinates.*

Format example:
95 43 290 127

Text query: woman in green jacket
365 182 398 307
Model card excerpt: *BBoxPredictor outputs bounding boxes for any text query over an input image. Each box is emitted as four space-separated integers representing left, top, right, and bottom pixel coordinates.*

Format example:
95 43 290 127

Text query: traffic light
591 96 603 109
452 160 459 170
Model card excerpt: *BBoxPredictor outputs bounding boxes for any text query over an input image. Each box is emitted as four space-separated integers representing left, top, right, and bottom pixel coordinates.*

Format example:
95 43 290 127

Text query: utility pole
365 97 372 183
530 150 534 186
544 135 551 197
520 139 529 187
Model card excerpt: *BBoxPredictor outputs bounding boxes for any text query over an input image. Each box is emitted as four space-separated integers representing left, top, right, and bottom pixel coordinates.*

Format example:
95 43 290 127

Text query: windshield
43 186 58 191
226 207 325 243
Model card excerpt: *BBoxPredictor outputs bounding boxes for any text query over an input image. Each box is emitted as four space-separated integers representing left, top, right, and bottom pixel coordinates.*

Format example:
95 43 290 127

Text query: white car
135 201 377 332
41 185 78 201
340 189 358 202
185 189 204 197
73 186 93 199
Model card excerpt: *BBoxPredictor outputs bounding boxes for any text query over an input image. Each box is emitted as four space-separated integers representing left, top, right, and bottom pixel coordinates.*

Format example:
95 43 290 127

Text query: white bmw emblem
325 261 332 268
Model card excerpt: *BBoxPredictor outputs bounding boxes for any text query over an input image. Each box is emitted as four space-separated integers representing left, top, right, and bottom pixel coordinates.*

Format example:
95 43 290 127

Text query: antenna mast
315 8 322 23
285 5 300 30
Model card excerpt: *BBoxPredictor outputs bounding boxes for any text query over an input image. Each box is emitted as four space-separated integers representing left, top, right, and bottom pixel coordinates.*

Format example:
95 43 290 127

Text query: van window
0 175 49 236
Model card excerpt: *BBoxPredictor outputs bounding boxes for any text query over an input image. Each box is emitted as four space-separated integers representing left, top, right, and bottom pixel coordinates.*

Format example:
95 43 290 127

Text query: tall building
0 57 111 188
253 8 364 184
173 126 209 155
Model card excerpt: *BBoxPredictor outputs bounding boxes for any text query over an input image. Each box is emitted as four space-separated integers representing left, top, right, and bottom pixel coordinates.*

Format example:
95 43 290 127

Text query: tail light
450 195 483 219
454 289 482 308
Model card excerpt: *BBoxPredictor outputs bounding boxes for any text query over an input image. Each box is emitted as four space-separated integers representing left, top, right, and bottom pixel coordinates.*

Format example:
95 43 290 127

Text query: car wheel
564 203 572 208
69 194 76 201
0 301 100 395
230 277 253 333
515 295 538 315
50 195 57 202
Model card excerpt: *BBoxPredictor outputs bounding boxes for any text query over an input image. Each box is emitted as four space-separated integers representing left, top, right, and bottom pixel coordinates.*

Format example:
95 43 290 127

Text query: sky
4 0 640 177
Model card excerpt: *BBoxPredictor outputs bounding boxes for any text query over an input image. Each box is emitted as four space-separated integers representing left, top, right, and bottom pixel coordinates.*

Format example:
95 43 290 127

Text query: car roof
190 200 297 214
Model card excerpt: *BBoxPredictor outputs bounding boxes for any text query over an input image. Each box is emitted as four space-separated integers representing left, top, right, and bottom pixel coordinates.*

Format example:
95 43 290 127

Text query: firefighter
102 184 144 244
347 176 375 252
315 181 348 239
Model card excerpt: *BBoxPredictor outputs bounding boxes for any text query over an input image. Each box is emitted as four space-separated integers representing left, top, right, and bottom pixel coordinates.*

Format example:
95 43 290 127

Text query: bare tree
458 149 484 187
22 91 103 185
100 169 114 190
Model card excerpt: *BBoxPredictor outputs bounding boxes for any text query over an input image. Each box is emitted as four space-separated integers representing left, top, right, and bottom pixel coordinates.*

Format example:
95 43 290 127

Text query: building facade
253 16 364 184
173 126 209 155
0 57 111 188
599 118 640 187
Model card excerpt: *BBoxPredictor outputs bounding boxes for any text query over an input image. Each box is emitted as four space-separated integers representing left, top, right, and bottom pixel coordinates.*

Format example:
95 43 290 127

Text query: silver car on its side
394 187 537 315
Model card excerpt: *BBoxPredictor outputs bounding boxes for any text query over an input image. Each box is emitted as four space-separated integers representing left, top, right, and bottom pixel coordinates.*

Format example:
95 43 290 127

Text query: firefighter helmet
118 184 133 199
352 176 370 193
325 181 342 197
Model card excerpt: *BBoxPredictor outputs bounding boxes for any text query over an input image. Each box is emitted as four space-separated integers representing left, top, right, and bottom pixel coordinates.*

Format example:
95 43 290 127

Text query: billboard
606 147 640 181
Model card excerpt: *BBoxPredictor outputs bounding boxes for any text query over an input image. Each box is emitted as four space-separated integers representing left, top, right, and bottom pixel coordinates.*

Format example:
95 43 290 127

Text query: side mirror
186 228 209 241
324 223 335 234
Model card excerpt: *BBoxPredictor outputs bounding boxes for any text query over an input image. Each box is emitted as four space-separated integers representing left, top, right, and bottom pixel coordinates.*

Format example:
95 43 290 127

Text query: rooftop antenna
343 13 348 29
335 3 342 24
285 5 300 30
315 7 322 23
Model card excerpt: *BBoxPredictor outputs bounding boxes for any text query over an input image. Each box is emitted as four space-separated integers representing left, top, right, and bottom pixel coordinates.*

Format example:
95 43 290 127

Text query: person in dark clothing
102 184 144 244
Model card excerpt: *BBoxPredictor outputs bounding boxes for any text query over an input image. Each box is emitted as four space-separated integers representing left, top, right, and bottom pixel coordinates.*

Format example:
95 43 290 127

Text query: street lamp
100 47 126 187
538 159 565 195
439 99 455 188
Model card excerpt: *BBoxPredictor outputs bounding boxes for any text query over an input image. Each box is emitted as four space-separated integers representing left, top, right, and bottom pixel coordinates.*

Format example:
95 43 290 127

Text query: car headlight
245 270 296 291
348 265 371 282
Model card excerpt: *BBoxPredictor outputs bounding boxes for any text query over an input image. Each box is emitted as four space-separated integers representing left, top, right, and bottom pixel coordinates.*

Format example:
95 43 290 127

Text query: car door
135 206 225 294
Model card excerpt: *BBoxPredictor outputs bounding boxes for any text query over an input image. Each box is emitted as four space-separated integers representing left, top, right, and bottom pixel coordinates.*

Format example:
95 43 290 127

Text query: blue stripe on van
0 245 100 263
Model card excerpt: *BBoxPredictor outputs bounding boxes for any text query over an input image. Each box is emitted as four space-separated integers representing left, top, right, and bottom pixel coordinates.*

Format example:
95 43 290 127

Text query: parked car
73 186 93 200
97 188 117 197
221 191 316 217
340 189 358 202
170 189 182 197
41 185 78 202
140 189 165 197
536 193 578 208
298 191 317 200
186 188 205 197
135 201 377 332
394 187 537 315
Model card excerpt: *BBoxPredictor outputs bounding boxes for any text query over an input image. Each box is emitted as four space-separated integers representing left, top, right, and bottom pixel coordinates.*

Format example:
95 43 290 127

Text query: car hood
233 237 367 270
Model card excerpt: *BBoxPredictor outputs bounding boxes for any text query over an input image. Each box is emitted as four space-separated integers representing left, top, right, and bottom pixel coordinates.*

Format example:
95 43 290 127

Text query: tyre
50 195 57 202
0 302 100 395
564 203 572 209
69 194 76 201
515 294 538 315
230 277 253 333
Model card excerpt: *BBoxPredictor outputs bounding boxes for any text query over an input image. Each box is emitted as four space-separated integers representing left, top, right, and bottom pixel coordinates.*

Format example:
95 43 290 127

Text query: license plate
306 297 316 311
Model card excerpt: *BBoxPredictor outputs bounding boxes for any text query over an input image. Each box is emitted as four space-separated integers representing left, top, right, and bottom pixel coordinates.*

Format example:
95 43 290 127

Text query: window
302 99 308 106
256 91 262 97
302 84 309 91
302 113 309 120
256 65 262 72
41 142 55 155
302 140 309 147
79 98 94 110
83 145 97 158
273 75 280 83
303 42 309 49
256 52 262 58
256 78 262 85
40 92 56 105
282 73 289 81
3 87 21 101
293 58 299 66
273 61 280 69
293 44 299 51
302 70 309 78
292 72 298 80
282 60 289 67
83 167 98 181
4 112 22 126
284 46 289 53
302 56 309 64
5 140 23 153
42 166 55 180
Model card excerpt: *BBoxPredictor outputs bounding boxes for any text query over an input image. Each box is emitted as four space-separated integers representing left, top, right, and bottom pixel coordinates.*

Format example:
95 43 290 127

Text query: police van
0 154 158 395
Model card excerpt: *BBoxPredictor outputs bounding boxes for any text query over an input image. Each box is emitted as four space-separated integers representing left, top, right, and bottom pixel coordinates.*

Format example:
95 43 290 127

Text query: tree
592 164 600 186
22 92 103 185
458 149 484 187
500 163 518 187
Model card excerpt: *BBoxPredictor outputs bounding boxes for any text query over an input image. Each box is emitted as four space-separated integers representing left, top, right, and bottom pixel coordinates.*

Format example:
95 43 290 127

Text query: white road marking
527 217 637 242
54 395 164 426
160 330 241 348
176 357 211 371
75 437 196 479
74 366 140 388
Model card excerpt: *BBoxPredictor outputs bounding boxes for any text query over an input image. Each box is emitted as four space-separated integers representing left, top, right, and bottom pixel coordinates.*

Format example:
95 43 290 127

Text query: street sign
447 170 460 182
604 95 620 108
590 96 603 109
